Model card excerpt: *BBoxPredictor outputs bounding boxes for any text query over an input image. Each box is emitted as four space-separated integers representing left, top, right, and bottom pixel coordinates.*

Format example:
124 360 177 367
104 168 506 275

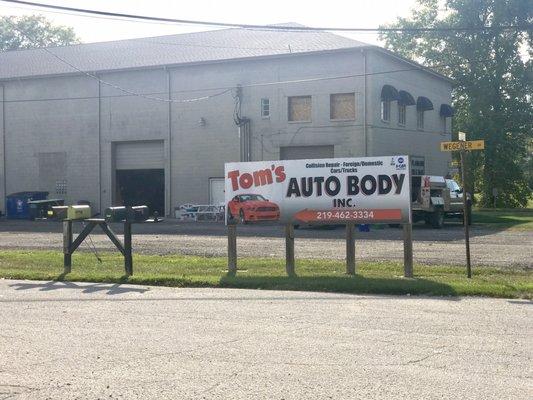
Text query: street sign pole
460 150 472 278
442 136 484 278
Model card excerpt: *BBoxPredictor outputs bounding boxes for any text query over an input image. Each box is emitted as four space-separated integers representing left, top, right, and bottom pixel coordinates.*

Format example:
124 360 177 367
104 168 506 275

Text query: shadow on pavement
219 274 460 299
8 280 149 295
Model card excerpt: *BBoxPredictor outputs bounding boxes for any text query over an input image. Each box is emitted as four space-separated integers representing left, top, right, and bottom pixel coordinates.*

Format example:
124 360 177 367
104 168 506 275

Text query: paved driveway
0 280 531 399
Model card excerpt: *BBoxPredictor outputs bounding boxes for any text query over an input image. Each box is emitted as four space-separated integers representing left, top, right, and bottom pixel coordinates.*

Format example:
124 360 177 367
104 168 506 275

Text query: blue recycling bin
6 191 49 219
358 224 370 232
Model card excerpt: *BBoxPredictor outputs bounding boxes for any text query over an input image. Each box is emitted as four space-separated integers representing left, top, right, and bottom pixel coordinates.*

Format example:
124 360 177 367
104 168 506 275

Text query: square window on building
330 93 355 120
381 100 391 122
417 110 425 130
261 98 270 118
398 104 406 126
288 95 311 122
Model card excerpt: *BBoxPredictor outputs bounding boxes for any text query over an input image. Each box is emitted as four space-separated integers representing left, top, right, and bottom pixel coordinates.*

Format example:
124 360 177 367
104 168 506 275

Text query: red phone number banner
294 209 402 223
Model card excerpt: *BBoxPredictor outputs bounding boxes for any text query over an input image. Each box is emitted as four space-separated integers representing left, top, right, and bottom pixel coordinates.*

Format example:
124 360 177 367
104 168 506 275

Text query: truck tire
430 210 444 229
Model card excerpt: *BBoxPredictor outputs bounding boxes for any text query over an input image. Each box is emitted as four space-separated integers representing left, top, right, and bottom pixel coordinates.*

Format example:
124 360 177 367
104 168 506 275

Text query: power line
2 61 453 104
41 46 232 103
1 0 531 33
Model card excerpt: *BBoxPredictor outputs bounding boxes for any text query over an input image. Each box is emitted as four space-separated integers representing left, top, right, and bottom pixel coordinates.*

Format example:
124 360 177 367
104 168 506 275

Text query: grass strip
0 250 531 299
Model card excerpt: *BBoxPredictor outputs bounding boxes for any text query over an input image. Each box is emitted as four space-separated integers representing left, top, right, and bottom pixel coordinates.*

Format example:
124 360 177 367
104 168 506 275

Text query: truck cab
411 176 470 228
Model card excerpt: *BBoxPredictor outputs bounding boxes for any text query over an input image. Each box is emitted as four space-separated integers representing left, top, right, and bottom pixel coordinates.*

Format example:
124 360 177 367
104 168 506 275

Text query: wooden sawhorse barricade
63 218 134 275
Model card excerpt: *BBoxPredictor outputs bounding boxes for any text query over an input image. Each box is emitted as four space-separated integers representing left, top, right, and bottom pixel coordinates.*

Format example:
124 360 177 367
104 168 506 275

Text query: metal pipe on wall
362 49 368 157
166 67 172 217
1 84 6 213
97 77 102 214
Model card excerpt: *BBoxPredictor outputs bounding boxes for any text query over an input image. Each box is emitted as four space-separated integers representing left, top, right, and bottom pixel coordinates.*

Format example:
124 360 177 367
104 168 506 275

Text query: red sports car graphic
227 194 280 224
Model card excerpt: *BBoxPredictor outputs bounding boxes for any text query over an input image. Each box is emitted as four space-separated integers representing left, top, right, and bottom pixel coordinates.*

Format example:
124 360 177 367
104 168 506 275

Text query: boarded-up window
288 96 311 122
330 93 355 120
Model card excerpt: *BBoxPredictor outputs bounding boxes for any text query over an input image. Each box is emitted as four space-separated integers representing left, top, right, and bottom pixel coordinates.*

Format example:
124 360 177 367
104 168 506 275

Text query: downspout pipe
1 84 6 215
362 49 368 157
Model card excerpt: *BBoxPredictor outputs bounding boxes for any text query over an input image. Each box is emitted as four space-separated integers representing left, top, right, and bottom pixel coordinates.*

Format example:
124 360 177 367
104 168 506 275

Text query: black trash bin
28 199 65 220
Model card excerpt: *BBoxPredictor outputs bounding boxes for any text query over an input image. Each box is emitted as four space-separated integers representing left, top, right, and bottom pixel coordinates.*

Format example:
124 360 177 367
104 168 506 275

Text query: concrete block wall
241 50 367 162
98 68 170 213
366 51 453 175
1 75 100 210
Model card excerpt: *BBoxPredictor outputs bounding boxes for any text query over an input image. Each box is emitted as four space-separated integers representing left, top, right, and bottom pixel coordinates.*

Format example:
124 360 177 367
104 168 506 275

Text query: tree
0 15 79 52
380 0 532 207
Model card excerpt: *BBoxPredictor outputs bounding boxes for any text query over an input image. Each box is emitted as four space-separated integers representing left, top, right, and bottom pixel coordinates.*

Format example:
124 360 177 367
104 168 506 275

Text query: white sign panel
224 156 412 225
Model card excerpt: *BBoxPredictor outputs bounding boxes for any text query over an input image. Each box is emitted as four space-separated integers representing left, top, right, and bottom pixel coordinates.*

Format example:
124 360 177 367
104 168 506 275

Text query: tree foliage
380 0 532 207
0 15 79 52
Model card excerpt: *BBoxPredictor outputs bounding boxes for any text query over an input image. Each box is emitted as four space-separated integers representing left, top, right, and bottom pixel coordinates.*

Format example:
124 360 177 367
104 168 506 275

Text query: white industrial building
0 26 453 216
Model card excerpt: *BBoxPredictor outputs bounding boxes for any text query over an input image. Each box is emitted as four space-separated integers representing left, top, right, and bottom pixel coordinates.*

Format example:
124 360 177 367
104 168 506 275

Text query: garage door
115 141 164 170
280 145 334 160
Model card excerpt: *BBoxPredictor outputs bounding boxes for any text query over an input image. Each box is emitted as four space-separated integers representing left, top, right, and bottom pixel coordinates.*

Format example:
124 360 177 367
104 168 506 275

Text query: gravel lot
0 219 532 267
0 280 531 399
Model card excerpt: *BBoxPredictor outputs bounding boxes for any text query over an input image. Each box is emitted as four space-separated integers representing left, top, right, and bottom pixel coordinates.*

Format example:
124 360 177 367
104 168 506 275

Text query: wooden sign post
227 224 237 276
441 134 485 278
346 223 356 275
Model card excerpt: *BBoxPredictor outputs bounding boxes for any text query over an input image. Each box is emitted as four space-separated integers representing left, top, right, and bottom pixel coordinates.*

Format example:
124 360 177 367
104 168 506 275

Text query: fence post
346 223 356 275
285 223 295 277
63 220 72 273
403 223 413 278
124 221 133 276
227 224 237 276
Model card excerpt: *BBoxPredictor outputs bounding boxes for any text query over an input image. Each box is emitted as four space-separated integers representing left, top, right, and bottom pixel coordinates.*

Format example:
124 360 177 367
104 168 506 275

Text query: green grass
0 250 531 299
472 208 533 230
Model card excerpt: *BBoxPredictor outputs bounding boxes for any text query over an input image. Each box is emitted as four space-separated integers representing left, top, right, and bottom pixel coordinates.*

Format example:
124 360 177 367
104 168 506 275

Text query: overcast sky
0 0 419 46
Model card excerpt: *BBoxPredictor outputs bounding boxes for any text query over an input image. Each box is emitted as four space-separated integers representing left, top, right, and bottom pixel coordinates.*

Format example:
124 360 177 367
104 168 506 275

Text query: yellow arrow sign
440 140 485 152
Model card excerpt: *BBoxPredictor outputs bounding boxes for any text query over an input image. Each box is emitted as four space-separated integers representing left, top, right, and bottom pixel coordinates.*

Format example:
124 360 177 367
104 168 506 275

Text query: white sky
0 0 419 46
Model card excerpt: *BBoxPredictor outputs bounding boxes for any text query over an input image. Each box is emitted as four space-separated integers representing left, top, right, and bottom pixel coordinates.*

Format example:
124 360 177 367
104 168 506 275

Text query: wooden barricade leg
227 224 237 276
346 223 356 275
285 223 296 277
403 223 413 278
63 220 73 273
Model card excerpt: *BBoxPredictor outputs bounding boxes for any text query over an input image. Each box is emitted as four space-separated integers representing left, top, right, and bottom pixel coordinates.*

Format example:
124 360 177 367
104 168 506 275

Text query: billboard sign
224 155 412 225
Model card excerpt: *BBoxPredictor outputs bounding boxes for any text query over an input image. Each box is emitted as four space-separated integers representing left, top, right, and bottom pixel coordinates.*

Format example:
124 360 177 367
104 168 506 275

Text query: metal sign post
460 150 472 278
441 135 484 278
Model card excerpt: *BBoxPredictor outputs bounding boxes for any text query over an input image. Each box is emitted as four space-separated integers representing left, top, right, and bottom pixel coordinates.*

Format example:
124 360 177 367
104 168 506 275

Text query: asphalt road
0 219 531 267
0 280 531 399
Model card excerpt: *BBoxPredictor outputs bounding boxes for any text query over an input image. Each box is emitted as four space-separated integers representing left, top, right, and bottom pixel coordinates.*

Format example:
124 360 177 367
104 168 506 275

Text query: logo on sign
395 156 406 171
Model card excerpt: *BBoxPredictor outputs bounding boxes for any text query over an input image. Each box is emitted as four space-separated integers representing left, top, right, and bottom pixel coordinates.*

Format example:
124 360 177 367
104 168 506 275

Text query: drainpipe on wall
97 77 102 214
165 67 172 217
1 84 5 214
362 49 368 157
